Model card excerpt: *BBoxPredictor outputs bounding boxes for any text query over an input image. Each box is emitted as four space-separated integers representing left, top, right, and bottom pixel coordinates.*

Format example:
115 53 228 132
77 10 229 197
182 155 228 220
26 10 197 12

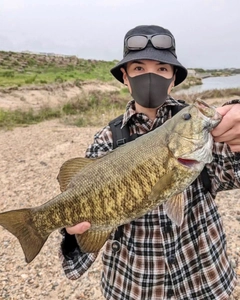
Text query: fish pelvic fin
0 209 48 263
75 228 113 253
163 193 185 226
57 157 95 192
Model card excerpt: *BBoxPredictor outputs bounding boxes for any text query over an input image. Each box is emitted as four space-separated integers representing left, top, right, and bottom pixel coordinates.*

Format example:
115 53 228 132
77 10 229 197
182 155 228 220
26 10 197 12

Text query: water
177 74 240 95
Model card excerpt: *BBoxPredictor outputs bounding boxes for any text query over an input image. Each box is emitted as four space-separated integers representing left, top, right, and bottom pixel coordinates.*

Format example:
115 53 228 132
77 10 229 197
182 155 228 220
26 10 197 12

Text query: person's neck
135 102 158 121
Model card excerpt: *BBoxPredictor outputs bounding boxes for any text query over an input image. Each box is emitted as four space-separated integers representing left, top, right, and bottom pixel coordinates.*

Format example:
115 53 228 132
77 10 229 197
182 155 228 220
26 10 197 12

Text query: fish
0 100 222 264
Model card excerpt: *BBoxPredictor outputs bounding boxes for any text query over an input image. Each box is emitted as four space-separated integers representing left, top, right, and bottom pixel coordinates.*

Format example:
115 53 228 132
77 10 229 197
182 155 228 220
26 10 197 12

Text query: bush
55 76 64 83
25 75 37 84
2 71 15 78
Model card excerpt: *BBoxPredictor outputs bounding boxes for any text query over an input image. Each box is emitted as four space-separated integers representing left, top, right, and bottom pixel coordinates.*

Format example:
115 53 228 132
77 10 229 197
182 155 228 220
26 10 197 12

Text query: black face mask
127 73 174 108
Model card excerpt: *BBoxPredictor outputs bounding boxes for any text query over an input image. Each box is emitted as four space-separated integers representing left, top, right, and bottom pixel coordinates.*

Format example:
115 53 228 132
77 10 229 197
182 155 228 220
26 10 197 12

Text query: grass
0 107 62 129
0 89 130 129
175 87 240 103
0 87 239 129
0 51 117 88
0 51 240 129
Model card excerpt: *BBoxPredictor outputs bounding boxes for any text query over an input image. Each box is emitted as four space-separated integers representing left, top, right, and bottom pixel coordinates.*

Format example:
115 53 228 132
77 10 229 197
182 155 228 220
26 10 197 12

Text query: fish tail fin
0 209 48 263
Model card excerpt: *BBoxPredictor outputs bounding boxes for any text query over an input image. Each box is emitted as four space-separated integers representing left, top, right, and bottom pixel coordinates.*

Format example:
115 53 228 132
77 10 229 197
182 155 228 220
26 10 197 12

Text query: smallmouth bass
0 100 222 263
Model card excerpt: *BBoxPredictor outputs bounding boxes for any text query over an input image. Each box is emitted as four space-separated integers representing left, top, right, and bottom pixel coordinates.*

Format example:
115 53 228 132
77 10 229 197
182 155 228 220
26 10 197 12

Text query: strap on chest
109 102 211 239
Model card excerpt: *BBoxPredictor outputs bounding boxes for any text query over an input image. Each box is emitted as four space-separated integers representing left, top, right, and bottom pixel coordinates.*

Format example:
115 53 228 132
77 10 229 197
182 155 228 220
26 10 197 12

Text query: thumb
215 104 234 116
66 222 91 235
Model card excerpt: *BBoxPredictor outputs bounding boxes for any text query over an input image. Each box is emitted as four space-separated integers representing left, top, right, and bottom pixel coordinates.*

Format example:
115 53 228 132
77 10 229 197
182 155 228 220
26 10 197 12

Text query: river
176 74 240 95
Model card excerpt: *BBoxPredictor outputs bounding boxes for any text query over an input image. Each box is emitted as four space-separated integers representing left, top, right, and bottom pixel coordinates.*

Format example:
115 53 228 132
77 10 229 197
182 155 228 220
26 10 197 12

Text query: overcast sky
0 0 239 69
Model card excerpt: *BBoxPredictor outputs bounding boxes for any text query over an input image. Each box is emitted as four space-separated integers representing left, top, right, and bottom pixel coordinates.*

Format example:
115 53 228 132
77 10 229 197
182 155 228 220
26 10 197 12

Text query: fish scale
0 100 222 263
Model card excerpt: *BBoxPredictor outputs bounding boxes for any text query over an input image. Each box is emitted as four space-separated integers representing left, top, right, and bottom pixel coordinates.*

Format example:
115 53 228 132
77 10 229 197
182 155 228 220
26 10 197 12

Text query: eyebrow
128 60 169 65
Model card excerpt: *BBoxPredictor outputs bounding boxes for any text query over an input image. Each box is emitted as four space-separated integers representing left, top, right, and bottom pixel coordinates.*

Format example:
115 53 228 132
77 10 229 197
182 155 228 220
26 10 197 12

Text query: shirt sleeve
59 229 99 280
207 141 240 196
85 125 113 158
59 125 113 279
208 98 240 195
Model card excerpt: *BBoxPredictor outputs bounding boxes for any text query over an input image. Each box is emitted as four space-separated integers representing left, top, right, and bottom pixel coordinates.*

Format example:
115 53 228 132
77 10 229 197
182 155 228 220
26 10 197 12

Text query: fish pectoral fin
75 228 113 253
0 209 48 263
57 157 95 192
149 171 175 202
163 193 185 226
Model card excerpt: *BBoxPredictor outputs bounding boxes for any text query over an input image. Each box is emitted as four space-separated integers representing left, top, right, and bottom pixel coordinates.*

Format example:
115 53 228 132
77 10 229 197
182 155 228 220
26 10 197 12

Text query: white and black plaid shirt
60 98 240 300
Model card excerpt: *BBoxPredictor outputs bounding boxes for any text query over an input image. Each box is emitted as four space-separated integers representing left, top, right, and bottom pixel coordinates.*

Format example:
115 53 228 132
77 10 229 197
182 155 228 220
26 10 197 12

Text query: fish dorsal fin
75 228 113 253
57 157 95 192
163 193 185 226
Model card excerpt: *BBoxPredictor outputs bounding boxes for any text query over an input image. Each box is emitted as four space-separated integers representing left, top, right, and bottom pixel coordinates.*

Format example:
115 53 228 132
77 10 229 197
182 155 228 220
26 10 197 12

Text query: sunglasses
124 34 175 55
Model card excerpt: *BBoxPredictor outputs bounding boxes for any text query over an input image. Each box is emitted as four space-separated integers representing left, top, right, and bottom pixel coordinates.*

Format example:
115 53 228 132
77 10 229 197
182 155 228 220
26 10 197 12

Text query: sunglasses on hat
124 34 175 56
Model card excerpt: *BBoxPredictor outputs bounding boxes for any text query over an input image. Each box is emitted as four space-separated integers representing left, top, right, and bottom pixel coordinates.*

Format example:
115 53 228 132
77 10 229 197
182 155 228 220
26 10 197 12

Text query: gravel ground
0 121 105 300
0 117 240 299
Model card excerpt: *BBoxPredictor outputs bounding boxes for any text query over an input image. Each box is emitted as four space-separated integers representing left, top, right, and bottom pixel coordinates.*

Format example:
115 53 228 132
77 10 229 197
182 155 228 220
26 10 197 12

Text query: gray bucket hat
110 25 188 86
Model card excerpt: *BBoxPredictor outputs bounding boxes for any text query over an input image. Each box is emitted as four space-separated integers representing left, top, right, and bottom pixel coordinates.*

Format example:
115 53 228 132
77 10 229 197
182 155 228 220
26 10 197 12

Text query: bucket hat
110 25 188 86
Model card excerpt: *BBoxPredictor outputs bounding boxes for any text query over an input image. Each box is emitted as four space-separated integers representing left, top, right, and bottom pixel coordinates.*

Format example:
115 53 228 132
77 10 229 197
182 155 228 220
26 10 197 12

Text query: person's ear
121 67 132 93
121 67 128 85
168 74 176 94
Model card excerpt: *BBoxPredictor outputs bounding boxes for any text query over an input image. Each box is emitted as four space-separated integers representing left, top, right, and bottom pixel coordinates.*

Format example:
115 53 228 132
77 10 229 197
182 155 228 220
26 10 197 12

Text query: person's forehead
127 59 172 66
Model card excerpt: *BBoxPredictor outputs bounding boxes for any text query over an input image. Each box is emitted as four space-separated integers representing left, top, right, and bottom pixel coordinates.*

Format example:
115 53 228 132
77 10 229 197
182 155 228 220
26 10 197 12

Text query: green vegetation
0 107 62 129
191 67 240 78
193 88 240 99
0 51 117 87
175 76 202 90
1 87 240 129
0 51 240 129
0 89 130 129
174 88 240 104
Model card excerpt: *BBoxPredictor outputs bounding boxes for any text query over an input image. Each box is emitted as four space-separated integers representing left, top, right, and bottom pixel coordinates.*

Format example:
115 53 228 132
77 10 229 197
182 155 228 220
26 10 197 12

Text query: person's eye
134 66 143 71
159 67 168 72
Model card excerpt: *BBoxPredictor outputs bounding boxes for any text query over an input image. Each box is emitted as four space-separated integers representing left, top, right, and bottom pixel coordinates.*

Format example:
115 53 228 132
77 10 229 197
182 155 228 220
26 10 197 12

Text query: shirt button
111 241 121 254
167 255 176 265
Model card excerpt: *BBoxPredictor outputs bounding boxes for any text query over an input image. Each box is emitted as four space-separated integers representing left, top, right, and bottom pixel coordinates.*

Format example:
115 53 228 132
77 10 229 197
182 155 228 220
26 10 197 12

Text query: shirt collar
121 96 182 128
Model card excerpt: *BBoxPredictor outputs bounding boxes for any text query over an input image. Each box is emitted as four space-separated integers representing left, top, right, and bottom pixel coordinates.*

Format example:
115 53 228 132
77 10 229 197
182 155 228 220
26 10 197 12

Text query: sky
0 0 239 69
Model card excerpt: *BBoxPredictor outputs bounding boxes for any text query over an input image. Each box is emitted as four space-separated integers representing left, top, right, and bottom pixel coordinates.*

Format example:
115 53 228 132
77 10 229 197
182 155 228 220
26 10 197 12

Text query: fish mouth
195 100 222 129
177 157 200 168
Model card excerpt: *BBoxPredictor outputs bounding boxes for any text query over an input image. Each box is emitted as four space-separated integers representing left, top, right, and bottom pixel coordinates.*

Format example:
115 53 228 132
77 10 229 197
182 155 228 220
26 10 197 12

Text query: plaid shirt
60 97 240 300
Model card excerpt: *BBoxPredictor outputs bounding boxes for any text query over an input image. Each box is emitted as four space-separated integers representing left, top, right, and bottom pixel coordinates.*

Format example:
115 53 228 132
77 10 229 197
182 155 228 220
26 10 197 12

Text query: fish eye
182 113 191 120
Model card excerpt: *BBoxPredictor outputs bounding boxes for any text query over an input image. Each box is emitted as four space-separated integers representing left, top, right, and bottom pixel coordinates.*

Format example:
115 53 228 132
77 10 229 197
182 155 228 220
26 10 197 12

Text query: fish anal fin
57 157 95 192
0 209 48 263
75 229 113 253
164 193 185 226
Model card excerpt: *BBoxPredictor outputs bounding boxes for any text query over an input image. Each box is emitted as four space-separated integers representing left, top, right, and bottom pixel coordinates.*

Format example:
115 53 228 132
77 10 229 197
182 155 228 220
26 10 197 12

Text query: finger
228 143 240 153
214 137 240 151
66 222 91 235
213 128 237 143
212 116 233 137
212 105 235 137
215 105 234 116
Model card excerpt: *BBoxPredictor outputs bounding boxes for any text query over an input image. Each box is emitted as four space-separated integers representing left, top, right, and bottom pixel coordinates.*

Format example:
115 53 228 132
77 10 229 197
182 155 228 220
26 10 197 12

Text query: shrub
25 75 37 84
55 76 64 83
2 71 15 78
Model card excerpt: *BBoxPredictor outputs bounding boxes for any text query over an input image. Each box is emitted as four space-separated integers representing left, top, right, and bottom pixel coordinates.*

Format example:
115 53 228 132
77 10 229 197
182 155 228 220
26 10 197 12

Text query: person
59 25 240 299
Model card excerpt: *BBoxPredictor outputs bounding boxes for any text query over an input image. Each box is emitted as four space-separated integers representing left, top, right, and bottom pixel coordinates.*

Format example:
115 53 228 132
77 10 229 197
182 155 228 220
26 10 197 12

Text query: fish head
167 100 222 169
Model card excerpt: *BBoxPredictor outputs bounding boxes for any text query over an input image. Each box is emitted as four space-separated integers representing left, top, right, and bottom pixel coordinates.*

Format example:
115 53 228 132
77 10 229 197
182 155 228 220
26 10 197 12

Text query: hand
66 222 91 235
211 104 240 152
